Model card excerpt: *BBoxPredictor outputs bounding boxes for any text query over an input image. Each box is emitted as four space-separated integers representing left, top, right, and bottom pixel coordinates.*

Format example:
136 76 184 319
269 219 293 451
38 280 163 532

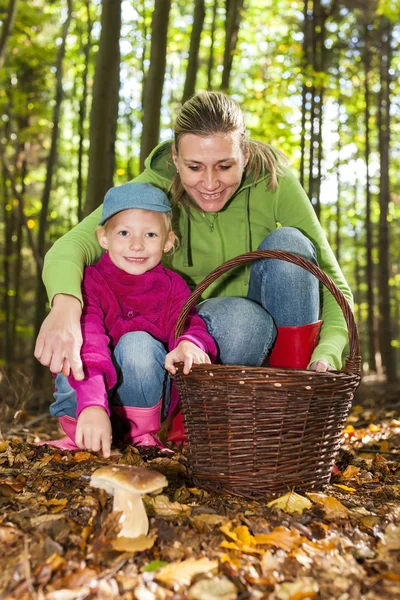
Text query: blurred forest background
0 0 399 387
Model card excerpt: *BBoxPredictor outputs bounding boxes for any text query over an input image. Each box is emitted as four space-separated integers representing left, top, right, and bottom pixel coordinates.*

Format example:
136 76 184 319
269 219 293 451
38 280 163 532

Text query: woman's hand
165 340 211 375
309 360 334 372
34 294 84 380
75 406 112 458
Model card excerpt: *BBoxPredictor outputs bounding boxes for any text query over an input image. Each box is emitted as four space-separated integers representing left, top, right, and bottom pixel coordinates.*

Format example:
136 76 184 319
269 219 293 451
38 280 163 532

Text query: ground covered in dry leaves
0 381 399 600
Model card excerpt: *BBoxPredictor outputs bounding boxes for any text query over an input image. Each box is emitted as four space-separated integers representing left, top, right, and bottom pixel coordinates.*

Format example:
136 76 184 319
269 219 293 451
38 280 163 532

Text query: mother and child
35 91 353 457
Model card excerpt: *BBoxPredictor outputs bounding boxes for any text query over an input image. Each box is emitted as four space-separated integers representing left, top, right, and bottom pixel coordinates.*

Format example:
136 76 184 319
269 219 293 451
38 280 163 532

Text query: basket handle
174 250 361 374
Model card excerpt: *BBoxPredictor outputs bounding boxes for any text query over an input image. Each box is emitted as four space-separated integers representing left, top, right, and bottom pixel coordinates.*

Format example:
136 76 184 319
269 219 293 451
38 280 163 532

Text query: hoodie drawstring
182 209 191 267
244 187 251 285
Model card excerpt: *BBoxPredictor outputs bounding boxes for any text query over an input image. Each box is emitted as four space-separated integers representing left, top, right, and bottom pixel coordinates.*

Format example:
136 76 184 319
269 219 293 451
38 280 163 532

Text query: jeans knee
259 227 317 262
114 332 165 375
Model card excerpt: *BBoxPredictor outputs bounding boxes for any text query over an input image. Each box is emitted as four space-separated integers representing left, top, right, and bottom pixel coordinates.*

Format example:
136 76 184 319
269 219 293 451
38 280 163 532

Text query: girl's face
172 132 249 213
97 209 175 275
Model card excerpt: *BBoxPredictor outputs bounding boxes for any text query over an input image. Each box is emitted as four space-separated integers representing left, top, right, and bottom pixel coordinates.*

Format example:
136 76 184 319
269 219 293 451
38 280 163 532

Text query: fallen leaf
188 576 238 600
111 534 156 553
307 493 349 519
254 526 303 552
145 494 191 517
341 465 360 480
73 451 98 462
267 491 312 514
156 558 218 588
332 484 357 493
142 560 168 572
219 553 241 569
275 577 319 600
47 498 68 513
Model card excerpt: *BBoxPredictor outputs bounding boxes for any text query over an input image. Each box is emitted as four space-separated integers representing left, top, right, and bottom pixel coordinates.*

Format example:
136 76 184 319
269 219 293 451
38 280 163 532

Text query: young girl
45 182 216 456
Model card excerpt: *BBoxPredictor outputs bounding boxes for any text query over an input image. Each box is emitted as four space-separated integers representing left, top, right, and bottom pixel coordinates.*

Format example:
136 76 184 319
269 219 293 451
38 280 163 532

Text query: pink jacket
68 253 216 416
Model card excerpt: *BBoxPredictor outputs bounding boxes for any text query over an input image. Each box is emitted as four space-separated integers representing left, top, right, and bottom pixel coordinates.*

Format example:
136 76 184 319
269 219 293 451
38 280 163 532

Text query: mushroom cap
90 465 168 496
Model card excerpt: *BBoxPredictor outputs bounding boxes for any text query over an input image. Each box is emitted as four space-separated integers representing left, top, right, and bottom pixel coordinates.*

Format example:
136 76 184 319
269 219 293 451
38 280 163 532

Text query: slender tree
140 0 171 171
84 0 122 217
221 0 244 91
363 23 377 371
207 0 218 89
182 0 206 103
76 0 93 221
0 0 18 70
377 17 396 381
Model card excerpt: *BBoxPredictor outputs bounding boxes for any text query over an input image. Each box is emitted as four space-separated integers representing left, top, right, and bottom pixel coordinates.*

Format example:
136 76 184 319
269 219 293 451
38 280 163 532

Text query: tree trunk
33 0 73 379
335 95 341 263
220 0 244 91
0 0 18 70
77 0 92 221
377 18 396 382
363 23 377 372
140 0 171 171
182 0 205 103
84 0 122 217
300 0 311 190
207 0 218 89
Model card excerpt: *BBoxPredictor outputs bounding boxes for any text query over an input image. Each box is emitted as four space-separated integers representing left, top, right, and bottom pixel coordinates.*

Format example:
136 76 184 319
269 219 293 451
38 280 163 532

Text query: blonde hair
170 91 286 210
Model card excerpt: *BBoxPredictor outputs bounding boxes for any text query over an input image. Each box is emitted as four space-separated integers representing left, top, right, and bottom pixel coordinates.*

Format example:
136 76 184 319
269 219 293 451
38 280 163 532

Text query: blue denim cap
99 182 171 225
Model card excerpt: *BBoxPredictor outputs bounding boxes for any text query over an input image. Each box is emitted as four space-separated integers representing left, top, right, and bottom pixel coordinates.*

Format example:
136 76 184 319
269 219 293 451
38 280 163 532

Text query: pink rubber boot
268 321 323 369
113 400 173 453
38 415 79 451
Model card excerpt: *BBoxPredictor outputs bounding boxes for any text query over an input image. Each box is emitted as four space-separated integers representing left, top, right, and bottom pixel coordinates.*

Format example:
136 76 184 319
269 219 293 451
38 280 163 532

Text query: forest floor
0 375 399 600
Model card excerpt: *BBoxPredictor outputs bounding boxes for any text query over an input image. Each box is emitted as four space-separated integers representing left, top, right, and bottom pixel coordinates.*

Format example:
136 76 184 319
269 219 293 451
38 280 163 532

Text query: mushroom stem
112 487 149 538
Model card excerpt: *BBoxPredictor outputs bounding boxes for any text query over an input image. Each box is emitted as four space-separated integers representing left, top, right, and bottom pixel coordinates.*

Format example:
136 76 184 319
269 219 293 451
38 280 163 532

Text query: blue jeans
50 332 170 419
50 227 319 417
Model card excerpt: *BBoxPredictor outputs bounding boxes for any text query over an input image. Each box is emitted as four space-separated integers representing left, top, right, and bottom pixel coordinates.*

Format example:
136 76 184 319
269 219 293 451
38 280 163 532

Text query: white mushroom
90 465 168 538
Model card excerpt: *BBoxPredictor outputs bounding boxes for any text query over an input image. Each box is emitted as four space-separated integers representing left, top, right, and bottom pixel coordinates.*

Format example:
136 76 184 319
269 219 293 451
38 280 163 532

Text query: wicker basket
173 250 361 498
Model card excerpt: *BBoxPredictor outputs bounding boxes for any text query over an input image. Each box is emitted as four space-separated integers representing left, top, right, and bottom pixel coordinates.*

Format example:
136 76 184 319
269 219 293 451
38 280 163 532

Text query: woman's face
172 132 249 213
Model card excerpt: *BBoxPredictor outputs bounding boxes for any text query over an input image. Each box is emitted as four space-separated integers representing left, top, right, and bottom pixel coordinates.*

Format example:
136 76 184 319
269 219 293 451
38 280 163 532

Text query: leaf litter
0 384 399 599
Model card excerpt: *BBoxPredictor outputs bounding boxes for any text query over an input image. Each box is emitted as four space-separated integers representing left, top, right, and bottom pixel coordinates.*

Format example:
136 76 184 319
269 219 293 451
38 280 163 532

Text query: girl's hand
165 340 211 375
34 294 84 380
75 406 112 458
309 360 334 372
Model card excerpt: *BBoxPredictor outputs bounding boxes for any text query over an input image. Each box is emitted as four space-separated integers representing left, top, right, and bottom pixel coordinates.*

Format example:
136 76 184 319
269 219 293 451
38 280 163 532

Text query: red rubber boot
37 415 79 451
268 321 323 369
167 409 186 445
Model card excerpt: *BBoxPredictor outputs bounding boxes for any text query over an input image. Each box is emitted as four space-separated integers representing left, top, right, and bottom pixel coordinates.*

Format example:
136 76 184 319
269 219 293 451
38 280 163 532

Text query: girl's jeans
50 227 319 419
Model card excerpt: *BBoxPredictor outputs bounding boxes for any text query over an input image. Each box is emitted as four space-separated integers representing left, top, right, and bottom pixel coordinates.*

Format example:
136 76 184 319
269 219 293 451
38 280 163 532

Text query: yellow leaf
219 553 241 569
341 465 360 480
219 540 264 555
145 494 191 517
307 493 349 519
156 558 218 588
112 534 156 553
359 516 380 530
254 526 303 552
267 491 312 514
380 440 389 452
47 498 68 513
233 525 256 547
332 484 357 493
0 441 10 452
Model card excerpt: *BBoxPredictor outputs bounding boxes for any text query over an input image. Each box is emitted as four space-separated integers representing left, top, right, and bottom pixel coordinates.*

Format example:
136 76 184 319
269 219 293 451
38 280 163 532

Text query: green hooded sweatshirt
43 141 353 370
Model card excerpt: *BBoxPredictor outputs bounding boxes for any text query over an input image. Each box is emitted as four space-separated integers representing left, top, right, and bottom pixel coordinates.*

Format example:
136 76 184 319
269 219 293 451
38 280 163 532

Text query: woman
35 92 352 442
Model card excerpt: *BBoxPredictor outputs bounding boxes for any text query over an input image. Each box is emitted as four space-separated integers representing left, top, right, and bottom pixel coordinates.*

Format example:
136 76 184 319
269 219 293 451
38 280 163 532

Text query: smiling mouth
124 257 147 263
200 191 223 200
